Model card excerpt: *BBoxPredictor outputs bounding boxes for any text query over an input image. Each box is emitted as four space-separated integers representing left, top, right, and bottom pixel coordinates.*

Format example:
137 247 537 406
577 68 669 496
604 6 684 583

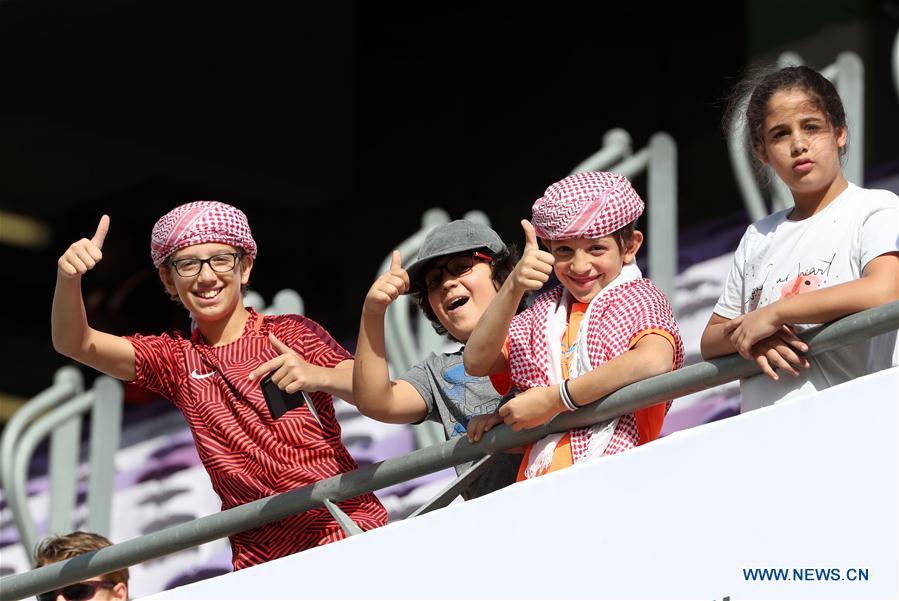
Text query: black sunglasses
422 251 494 291
36 581 116 601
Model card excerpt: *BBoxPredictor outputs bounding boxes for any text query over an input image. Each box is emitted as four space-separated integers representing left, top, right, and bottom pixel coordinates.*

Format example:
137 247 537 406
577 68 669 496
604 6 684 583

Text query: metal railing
0 368 123 561
728 51 865 221
893 28 899 102
244 288 305 316
2 300 896 601
570 128 678 305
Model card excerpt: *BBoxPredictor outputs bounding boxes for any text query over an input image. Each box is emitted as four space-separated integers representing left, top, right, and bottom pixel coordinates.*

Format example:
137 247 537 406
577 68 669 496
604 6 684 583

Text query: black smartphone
260 375 323 427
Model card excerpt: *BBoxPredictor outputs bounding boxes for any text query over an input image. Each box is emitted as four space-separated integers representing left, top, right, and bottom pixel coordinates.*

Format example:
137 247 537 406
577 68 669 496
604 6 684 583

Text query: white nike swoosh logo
190 369 216 380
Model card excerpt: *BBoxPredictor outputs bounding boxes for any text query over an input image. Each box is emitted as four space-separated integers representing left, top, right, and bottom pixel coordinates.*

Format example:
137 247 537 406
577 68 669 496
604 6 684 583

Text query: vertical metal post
892 28 899 102
48 417 81 536
1 367 83 560
836 52 864 186
647 132 678 307
86 377 123 536
727 96 767 222
14 392 96 559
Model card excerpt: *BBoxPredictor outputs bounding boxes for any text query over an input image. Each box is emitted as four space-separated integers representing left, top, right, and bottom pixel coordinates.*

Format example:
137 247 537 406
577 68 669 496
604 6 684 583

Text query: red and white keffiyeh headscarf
532 171 644 240
150 201 257 267
507 264 684 476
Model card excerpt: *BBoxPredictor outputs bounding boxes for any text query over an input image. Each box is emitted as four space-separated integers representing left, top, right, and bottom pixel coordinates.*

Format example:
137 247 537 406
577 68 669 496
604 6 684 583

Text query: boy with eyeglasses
353 220 524 499
51 201 387 570
33 531 127 601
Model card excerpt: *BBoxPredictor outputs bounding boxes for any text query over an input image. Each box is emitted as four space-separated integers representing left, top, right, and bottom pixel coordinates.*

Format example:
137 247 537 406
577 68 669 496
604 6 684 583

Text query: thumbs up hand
363 250 410 316
57 215 110 279
510 220 554 294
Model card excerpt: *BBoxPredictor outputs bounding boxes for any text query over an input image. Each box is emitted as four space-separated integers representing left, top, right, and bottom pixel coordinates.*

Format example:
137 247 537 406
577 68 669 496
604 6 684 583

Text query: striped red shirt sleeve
126 331 183 401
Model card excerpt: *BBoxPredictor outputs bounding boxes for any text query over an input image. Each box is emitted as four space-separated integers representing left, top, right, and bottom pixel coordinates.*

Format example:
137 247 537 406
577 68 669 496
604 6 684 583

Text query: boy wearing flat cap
51 201 387 570
464 172 684 480
353 220 523 498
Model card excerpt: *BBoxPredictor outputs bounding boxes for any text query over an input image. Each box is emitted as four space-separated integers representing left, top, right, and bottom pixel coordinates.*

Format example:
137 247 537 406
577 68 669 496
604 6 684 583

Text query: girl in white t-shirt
700 64 899 412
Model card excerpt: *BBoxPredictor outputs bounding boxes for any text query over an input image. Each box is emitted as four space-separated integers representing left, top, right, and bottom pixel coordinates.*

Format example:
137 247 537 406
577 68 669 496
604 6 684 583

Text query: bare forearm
51 274 90 357
351 312 428 423
464 280 522 376
317 361 356 403
567 338 673 407
51 273 136 380
700 319 736 359
352 312 396 412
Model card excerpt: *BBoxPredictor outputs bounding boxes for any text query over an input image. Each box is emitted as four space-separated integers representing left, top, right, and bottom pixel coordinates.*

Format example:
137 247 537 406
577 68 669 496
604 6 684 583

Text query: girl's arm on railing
724 254 899 359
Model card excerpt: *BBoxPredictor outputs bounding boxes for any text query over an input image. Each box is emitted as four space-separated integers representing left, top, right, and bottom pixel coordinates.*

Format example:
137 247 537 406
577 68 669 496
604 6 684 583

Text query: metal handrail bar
0 367 82 491
11 391 97 555
570 128 633 173
2 301 897 601
607 146 649 179
0 367 83 558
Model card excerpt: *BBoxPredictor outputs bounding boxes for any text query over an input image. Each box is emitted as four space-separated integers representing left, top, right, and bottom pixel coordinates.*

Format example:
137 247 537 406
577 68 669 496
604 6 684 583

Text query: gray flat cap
404 220 506 284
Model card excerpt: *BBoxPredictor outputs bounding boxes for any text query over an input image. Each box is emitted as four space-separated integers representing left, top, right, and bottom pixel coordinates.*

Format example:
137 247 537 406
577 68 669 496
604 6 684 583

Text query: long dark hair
724 64 848 162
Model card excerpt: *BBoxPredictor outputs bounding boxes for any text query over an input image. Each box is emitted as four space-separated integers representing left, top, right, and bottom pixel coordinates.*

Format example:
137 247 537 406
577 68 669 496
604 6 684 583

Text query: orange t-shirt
489 302 673 481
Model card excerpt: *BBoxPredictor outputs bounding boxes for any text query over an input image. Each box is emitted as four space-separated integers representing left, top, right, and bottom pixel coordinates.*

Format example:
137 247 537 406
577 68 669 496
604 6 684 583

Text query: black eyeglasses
422 251 493 291
168 252 244 277
36 581 116 601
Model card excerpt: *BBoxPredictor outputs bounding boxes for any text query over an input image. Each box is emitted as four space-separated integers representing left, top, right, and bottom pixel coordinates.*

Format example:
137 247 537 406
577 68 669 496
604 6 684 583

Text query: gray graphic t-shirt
399 349 520 499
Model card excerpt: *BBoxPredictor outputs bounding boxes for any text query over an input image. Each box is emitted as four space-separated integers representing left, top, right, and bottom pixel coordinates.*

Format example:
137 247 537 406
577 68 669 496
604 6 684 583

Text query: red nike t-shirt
126 308 387 569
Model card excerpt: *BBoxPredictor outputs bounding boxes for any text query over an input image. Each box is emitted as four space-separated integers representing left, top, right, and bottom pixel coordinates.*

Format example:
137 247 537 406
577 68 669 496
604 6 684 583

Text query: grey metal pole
11 392 96 557
47 410 81 537
647 132 678 306
2 302 896 601
836 52 864 186
0 367 83 562
86 377 124 536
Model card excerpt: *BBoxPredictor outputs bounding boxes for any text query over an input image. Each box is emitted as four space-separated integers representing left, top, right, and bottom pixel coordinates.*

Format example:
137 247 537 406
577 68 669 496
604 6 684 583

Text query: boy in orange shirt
465 172 683 479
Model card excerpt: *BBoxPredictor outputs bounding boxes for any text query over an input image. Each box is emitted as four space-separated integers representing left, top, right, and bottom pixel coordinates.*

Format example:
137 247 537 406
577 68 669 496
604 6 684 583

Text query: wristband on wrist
558 379 579 412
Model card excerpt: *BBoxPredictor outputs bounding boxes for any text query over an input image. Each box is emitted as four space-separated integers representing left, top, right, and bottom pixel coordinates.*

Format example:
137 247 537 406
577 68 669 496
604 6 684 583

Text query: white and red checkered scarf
507 262 683 476
150 201 258 267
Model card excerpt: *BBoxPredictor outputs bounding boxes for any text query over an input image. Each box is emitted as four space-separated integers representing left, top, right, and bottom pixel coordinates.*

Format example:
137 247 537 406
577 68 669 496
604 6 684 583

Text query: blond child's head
33 531 129 601
532 171 644 303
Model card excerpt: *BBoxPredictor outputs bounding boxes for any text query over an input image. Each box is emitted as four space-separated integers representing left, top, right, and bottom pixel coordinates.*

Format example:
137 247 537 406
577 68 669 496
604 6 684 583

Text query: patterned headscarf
150 201 257 267
531 171 644 240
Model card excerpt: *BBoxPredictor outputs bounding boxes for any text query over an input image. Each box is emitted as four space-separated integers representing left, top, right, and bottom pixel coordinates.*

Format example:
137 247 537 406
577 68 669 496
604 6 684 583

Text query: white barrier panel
143 368 898 600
